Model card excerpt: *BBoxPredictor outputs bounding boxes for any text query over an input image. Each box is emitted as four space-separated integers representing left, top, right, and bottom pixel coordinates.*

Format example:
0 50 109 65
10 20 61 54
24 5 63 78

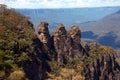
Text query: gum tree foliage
0 4 37 79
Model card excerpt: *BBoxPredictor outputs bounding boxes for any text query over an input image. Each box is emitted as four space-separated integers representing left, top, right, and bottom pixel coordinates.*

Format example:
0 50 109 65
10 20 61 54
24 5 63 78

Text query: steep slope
0 4 50 80
80 10 120 49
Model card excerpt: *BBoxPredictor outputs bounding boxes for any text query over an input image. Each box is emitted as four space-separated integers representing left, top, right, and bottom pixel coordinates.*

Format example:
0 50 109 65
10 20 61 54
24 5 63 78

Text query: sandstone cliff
38 22 86 64
38 21 51 52
84 43 120 80
37 22 120 80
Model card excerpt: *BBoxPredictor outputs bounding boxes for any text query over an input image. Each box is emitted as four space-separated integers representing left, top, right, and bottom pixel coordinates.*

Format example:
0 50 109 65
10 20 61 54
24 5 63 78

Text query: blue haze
15 7 120 31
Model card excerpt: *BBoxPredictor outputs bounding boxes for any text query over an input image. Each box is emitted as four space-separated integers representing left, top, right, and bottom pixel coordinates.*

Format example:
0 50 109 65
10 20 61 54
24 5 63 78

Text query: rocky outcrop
37 22 120 80
84 54 120 80
68 26 84 58
83 43 120 80
68 25 81 44
52 24 85 63
52 24 72 63
38 22 51 52
82 42 89 53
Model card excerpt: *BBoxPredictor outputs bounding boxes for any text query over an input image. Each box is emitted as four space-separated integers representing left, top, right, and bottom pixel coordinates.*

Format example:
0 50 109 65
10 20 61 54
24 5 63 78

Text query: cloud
0 0 120 8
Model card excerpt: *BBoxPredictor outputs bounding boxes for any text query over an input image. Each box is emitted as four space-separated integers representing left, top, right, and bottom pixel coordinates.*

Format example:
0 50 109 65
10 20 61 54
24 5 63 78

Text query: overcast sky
0 0 120 8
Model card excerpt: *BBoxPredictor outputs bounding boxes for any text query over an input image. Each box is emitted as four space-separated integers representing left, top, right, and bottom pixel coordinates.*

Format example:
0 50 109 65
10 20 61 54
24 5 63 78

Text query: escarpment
0 6 120 80
37 22 120 80
84 43 120 80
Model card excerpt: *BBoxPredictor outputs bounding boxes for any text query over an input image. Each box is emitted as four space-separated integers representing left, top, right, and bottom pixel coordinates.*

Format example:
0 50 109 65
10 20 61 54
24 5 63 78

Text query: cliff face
84 43 120 80
37 22 120 80
38 21 51 52
68 26 84 58
52 23 72 63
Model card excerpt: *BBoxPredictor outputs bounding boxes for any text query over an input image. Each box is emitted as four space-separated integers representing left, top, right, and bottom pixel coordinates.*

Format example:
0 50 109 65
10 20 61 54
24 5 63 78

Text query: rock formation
51 24 86 63
68 26 84 58
52 23 72 63
84 52 120 80
38 21 51 52
37 22 120 80
83 43 120 80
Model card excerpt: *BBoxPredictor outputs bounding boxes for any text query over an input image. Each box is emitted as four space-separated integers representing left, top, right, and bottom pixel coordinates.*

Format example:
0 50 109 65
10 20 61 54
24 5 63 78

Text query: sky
0 0 120 9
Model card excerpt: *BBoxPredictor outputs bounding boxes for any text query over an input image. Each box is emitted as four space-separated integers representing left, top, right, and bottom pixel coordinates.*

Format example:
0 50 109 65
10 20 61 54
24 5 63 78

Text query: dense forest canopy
0 4 38 79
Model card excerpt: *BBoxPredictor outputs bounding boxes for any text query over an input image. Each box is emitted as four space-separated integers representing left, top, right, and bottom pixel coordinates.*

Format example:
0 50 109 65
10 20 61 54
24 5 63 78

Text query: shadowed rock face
69 25 81 44
52 23 72 63
83 43 120 80
68 26 83 58
84 51 120 80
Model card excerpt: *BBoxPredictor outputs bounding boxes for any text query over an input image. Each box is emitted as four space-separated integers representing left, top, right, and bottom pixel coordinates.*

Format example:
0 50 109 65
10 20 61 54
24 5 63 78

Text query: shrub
8 70 25 80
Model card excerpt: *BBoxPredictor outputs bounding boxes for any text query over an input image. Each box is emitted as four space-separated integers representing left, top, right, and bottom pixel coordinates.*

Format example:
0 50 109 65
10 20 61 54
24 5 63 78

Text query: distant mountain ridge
80 9 120 49
15 7 120 30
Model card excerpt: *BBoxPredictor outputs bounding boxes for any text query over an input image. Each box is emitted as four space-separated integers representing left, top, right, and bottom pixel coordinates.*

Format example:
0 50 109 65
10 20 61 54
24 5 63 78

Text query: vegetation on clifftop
0 4 38 79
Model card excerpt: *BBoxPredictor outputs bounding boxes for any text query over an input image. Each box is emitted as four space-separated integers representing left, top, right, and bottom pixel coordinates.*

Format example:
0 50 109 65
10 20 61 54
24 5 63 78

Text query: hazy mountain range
15 7 120 49
80 9 120 49
15 7 120 29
